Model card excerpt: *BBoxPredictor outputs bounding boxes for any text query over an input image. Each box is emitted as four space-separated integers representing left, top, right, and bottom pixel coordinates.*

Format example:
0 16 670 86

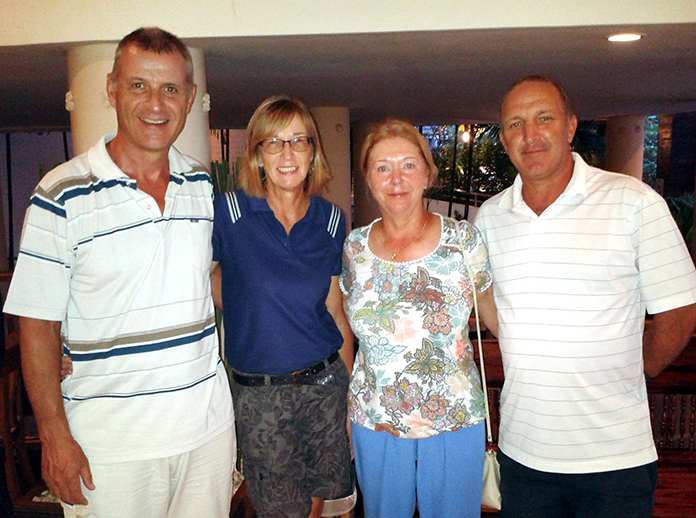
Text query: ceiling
2 22 696 131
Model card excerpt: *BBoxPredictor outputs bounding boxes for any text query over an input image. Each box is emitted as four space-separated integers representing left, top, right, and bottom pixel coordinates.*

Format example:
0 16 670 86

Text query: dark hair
239 95 332 197
112 27 193 85
501 75 574 118
360 119 439 188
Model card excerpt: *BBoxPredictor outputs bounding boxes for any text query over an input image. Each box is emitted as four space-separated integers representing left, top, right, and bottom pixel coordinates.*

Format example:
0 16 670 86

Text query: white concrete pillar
66 44 210 167
311 107 351 230
176 47 211 168
604 115 645 180
66 44 117 155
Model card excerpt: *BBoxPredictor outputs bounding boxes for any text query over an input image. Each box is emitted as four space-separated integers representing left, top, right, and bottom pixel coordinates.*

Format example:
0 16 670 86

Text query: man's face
499 80 577 184
107 45 196 156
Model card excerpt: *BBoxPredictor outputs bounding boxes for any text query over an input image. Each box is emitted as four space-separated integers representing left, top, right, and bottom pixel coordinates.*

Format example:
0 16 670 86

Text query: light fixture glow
461 131 470 143
608 33 642 42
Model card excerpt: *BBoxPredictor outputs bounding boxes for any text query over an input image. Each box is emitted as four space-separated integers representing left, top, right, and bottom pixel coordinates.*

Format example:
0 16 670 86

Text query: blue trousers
352 421 485 518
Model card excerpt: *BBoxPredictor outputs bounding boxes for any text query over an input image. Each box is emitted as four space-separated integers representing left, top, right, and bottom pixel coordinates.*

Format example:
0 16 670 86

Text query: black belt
232 351 340 387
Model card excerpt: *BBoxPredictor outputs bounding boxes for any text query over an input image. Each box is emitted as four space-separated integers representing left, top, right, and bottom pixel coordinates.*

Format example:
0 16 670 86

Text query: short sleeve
331 208 347 277
4 184 71 321
339 228 362 296
212 193 226 263
635 189 696 314
459 220 493 293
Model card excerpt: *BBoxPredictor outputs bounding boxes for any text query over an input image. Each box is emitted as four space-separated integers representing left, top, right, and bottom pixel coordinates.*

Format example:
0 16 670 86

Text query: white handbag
456 222 502 510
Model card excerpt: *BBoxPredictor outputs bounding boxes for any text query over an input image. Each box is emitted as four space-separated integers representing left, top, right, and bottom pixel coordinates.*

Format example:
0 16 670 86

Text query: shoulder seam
225 191 241 223
327 203 340 237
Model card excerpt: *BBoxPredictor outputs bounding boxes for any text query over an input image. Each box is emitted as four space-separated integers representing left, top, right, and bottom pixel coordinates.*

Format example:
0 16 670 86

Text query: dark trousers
498 449 657 518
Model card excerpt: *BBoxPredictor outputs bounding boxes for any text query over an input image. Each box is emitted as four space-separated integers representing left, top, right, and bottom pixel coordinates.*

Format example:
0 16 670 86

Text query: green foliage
471 125 517 193
643 116 658 188
666 191 693 243
421 120 610 201
571 120 605 168
421 124 517 202
420 125 460 186
210 159 238 195
421 118 663 206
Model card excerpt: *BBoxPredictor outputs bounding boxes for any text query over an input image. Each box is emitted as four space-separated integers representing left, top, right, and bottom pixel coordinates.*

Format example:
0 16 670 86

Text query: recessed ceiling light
608 33 642 42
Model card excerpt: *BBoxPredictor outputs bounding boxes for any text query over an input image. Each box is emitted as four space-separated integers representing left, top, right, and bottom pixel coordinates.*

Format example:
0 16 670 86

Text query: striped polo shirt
475 153 696 474
4 135 234 463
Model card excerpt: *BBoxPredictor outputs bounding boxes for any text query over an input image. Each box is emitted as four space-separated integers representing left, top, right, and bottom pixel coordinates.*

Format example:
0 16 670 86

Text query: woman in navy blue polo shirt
211 96 353 518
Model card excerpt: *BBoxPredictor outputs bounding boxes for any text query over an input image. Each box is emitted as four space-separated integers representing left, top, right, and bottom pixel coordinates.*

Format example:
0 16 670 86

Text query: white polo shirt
475 153 696 473
4 135 234 463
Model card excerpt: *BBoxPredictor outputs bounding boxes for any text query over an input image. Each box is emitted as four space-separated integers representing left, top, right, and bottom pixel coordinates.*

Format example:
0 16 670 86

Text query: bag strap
455 221 494 446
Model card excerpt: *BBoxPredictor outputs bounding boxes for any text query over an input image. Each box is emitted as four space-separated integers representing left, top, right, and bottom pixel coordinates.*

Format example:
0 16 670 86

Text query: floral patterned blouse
340 214 492 438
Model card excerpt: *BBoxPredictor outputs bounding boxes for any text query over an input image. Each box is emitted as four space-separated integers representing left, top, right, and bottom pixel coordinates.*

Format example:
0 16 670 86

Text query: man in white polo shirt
4 28 234 518
475 75 696 518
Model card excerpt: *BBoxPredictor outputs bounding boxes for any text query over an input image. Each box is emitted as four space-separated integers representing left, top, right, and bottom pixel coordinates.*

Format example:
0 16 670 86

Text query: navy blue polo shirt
212 189 346 374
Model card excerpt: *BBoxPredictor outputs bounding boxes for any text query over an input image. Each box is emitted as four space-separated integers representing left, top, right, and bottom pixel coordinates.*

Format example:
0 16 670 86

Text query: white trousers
62 426 236 518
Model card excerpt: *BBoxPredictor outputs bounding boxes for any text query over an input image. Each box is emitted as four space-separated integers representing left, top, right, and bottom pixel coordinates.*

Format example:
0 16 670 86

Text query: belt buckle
291 369 304 387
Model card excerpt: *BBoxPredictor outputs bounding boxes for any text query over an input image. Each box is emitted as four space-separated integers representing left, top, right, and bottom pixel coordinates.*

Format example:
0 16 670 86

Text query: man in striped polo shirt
4 28 235 517
475 75 696 518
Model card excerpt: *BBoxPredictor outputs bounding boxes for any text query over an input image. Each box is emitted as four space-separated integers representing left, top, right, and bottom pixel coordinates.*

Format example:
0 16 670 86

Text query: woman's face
258 114 313 195
366 136 430 217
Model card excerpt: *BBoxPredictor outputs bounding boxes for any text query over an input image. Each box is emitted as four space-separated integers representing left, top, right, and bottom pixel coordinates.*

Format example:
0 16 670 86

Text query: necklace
380 213 429 261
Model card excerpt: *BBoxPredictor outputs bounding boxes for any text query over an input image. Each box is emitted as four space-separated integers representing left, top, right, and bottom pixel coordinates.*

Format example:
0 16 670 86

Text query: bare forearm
210 262 222 310
333 291 354 374
19 317 69 438
19 316 94 504
327 276 354 374
476 286 498 338
643 303 696 378
336 323 354 375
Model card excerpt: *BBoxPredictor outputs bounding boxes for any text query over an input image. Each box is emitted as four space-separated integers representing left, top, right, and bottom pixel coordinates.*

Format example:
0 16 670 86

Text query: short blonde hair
239 95 331 197
360 119 439 188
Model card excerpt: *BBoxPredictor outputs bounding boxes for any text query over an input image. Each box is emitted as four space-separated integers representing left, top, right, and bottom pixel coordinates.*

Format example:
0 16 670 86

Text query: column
351 122 381 228
604 115 645 180
311 107 352 230
175 48 211 167
66 44 210 166
66 44 117 155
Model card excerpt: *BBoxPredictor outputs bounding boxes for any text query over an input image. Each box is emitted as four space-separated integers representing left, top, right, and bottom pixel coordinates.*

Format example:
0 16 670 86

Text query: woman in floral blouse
340 119 498 518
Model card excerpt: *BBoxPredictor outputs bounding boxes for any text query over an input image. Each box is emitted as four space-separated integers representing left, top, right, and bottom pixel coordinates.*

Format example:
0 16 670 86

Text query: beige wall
312 107 352 229
4 0 696 47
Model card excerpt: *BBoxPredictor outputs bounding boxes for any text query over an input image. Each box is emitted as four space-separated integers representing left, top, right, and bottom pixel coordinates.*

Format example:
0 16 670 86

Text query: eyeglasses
258 136 313 154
